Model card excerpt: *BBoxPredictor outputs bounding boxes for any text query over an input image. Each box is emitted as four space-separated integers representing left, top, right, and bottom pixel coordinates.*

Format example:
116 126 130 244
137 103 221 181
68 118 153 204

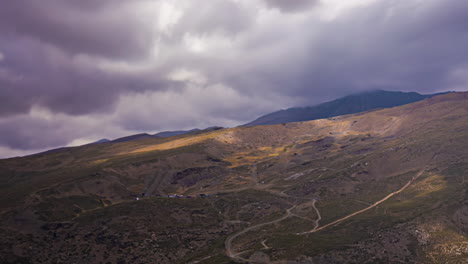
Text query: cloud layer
1 0 468 158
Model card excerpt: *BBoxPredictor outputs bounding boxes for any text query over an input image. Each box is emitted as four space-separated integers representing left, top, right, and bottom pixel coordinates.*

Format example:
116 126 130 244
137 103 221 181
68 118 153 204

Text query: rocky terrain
0 92 467 263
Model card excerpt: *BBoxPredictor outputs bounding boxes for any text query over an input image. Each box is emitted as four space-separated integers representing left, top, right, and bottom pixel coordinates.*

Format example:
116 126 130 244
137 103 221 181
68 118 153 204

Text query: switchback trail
261 240 269 250
225 205 297 262
310 199 321 232
224 169 424 261
297 169 425 235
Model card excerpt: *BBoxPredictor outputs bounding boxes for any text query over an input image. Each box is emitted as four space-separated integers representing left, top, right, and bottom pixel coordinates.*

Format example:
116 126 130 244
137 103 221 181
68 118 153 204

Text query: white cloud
169 69 207 85
152 1 184 33
317 0 378 20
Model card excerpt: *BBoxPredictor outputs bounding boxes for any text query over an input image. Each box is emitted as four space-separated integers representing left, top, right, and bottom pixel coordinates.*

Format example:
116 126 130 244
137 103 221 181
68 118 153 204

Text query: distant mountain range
92 127 222 144
244 90 449 126
154 129 201 138
92 90 449 145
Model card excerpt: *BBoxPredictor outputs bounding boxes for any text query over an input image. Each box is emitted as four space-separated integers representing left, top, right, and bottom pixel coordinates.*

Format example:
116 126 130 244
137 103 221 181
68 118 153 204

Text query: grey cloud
0 0 153 59
0 106 133 152
0 0 254 119
263 0 318 13
0 115 75 150
0 36 178 117
113 84 292 133
213 0 468 104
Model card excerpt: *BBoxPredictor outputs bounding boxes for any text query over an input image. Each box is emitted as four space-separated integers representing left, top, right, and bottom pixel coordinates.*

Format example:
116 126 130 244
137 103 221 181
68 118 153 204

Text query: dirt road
297 169 425 235
310 199 321 232
224 169 425 261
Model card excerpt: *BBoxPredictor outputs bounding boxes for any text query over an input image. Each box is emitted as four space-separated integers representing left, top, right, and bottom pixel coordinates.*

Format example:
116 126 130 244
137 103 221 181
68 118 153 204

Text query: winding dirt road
225 197 322 262
309 199 322 232
224 169 425 262
297 169 425 235
261 240 269 250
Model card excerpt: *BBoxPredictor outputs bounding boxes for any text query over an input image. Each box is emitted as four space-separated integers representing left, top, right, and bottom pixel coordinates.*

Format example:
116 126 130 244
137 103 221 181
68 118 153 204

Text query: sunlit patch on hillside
127 130 224 154
90 159 108 165
224 146 284 168
384 173 450 212
412 174 448 198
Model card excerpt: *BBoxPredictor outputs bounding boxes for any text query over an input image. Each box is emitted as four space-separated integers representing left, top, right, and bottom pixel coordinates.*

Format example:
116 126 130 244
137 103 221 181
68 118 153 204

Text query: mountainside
244 90 446 126
0 93 467 263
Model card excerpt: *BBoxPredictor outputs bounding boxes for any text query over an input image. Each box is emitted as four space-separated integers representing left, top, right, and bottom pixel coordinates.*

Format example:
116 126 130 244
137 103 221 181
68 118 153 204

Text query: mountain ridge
16 90 450 158
244 90 451 126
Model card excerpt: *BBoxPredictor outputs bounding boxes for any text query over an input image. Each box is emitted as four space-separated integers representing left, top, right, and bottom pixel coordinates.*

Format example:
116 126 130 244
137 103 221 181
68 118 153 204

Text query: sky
1 0 468 158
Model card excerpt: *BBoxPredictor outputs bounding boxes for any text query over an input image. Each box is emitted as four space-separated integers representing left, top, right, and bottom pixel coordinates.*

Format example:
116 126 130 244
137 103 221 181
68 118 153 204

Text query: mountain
154 128 200 138
111 133 154 143
90 139 110 144
154 127 223 138
0 93 467 263
244 90 448 126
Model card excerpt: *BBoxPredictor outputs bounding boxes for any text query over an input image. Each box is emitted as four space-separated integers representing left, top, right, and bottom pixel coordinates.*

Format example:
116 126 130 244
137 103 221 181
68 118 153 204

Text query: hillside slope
0 93 467 263
244 90 445 126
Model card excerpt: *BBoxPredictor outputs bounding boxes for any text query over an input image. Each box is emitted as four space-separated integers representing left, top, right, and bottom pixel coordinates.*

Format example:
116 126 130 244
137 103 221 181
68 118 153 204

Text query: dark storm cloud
0 116 68 150
0 0 153 59
0 0 175 117
263 0 319 13
0 35 178 117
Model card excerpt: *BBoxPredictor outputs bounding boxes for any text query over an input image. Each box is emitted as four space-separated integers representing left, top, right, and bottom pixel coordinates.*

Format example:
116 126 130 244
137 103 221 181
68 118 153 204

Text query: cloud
113 83 296 132
213 0 468 103
0 35 178 117
263 0 319 13
173 0 254 35
0 146 44 159
0 105 135 157
0 0 154 59
1 0 468 158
